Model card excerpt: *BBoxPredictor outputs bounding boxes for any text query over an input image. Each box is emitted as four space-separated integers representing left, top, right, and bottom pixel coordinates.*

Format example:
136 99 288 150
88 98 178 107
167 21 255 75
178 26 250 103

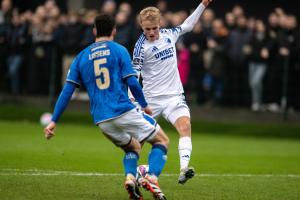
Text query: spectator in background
0 0 12 91
59 10 83 84
277 15 300 111
226 15 252 106
247 17 256 32
202 19 228 105
184 21 207 104
232 5 244 19
114 4 134 51
119 1 132 17
264 12 281 112
177 41 190 100
244 20 269 111
80 9 97 49
101 0 116 17
201 8 214 36
27 3 61 94
0 0 12 22
225 12 236 31
7 10 29 95
170 10 191 100
156 0 168 15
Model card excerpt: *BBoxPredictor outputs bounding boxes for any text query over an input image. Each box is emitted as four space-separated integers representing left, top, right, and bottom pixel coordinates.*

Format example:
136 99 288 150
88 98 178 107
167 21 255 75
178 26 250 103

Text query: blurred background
0 1 300 199
0 0 299 122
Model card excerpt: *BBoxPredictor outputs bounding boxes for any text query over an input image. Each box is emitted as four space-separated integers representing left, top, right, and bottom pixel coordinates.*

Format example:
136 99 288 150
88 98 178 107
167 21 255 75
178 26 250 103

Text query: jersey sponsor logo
154 47 175 61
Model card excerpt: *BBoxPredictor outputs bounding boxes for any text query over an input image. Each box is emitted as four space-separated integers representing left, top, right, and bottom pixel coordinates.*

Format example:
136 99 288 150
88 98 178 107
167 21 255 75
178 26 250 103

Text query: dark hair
94 14 115 37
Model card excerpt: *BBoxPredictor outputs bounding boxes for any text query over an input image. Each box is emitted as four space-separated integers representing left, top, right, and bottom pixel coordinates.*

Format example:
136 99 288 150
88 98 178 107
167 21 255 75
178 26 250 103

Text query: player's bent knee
175 117 191 136
155 129 169 147
122 137 142 154
149 129 169 148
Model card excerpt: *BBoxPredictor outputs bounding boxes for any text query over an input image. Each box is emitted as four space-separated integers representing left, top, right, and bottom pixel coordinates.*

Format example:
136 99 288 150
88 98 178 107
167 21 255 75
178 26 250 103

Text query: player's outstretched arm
180 0 213 34
43 82 76 140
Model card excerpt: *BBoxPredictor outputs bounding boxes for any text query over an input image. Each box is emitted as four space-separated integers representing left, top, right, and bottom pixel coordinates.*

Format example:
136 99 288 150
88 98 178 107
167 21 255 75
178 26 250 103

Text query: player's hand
142 106 153 116
202 0 213 7
44 121 56 140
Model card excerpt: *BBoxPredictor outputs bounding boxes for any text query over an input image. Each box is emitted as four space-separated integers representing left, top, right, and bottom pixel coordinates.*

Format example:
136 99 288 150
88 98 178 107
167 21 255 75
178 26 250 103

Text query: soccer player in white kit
131 0 213 184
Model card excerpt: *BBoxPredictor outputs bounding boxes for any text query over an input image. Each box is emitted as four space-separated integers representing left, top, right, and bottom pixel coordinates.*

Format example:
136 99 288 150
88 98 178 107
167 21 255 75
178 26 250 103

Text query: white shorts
98 108 160 147
146 94 190 125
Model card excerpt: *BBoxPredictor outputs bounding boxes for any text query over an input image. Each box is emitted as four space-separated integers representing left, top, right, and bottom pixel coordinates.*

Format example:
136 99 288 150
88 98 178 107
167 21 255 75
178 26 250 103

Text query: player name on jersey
89 49 111 60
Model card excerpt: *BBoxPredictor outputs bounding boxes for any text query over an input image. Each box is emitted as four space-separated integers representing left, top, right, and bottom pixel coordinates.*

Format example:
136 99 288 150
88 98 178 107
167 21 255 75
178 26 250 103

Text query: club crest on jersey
152 46 159 52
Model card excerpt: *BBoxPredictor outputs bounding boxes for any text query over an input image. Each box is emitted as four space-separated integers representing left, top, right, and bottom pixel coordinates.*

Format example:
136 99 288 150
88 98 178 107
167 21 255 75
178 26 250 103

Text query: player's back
70 41 136 124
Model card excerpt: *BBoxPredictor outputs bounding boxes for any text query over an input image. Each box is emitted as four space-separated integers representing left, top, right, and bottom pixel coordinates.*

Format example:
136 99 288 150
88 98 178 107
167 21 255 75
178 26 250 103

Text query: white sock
178 136 192 170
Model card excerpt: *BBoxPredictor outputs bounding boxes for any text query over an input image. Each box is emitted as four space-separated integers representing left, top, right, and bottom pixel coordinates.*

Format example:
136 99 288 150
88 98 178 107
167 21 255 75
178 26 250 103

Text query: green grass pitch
0 118 300 200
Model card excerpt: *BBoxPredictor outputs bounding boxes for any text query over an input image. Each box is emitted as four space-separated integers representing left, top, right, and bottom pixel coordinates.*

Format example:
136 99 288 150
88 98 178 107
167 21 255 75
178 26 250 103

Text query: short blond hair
139 7 161 24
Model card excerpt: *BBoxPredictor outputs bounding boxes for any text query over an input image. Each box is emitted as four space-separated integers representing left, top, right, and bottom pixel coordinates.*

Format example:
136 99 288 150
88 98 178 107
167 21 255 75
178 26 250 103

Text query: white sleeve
180 3 206 34
132 35 146 73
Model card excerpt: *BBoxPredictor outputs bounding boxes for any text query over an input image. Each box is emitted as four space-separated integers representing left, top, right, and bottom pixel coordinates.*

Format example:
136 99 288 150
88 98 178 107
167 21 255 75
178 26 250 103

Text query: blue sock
123 151 139 176
148 144 167 177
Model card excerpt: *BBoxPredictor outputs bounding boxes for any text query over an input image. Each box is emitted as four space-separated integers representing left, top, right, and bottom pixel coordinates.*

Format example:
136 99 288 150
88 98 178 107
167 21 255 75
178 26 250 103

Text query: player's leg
98 120 143 200
174 116 194 184
129 109 169 179
147 128 169 178
162 94 194 184
119 109 169 199
122 139 144 200
142 128 169 200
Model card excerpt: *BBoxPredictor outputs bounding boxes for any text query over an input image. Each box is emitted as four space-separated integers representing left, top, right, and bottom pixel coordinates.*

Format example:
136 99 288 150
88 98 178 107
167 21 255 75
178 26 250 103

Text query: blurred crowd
0 0 299 112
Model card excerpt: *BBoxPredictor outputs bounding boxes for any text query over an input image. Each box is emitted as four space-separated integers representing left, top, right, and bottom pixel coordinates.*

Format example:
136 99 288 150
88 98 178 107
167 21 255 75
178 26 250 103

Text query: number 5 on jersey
94 58 110 89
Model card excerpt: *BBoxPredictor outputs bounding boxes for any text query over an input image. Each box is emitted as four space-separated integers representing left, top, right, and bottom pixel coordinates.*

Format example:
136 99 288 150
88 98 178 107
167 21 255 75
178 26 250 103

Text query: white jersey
132 3 206 98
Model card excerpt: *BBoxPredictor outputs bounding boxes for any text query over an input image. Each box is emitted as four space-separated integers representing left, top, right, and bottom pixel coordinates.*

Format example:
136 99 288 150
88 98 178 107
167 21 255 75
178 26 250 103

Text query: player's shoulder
110 41 127 51
160 27 182 35
72 45 90 65
133 34 146 57
134 34 147 46
110 41 131 57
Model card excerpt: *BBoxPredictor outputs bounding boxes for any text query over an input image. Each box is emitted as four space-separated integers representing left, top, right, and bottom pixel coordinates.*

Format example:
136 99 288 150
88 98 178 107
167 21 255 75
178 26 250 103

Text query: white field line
0 169 300 178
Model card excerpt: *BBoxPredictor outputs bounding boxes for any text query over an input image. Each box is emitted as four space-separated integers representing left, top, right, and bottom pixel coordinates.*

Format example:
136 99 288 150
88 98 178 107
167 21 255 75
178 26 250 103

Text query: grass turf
0 120 300 200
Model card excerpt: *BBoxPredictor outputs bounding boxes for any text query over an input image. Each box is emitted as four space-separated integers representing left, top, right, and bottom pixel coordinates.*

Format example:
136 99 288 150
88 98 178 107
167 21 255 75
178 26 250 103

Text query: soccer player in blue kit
44 14 169 200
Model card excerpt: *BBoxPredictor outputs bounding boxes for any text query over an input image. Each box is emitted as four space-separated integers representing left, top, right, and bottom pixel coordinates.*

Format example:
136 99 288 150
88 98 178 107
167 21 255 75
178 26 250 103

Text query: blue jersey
67 41 137 124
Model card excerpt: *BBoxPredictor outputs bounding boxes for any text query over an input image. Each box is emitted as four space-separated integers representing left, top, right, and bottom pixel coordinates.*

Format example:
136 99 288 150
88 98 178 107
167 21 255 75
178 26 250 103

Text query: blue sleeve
126 76 148 108
119 46 137 79
51 82 76 122
66 55 82 87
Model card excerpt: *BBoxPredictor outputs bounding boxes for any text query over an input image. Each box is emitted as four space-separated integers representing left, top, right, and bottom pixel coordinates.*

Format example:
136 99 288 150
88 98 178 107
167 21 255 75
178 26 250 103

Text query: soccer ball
40 112 52 127
136 164 149 180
